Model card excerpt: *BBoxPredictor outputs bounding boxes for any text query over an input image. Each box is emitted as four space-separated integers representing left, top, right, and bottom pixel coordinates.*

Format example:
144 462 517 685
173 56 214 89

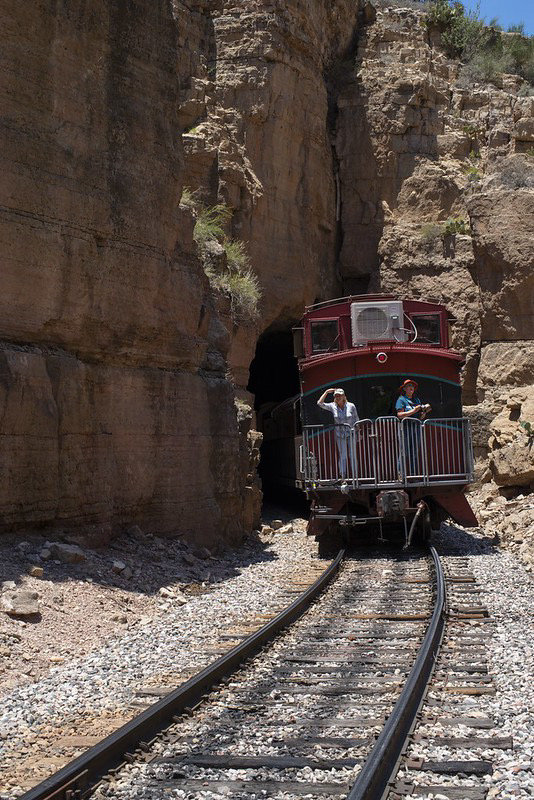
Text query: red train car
290 295 477 549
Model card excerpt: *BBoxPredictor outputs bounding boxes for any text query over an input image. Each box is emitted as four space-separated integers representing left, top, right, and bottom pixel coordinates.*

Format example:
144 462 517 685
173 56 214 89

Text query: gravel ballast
0 517 317 796
398 523 534 800
1 519 533 799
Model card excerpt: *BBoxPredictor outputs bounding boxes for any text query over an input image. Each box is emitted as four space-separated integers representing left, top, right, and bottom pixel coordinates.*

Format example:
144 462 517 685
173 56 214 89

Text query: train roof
304 294 455 319
295 295 462 364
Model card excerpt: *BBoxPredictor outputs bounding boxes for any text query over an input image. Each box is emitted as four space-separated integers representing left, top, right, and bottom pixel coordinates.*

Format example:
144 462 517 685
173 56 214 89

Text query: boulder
278 524 294 534
490 443 534 488
478 342 534 393
489 388 534 446
468 180 534 342
193 546 212 560
128 525 146 541
26 565 44 578
514 118 534 142
2 589 40 617
48 542 87 564
174 590 188 606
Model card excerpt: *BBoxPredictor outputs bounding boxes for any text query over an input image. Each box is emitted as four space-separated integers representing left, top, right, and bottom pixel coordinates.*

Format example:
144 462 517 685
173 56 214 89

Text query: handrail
302 416 473 487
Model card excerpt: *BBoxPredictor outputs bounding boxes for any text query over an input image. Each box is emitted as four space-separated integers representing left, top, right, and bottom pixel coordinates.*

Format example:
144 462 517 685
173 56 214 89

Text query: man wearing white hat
317 387 359 478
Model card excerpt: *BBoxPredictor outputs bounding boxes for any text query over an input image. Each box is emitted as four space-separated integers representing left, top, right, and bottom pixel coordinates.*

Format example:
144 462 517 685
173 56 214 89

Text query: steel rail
347 545 446 800
19 550 344 800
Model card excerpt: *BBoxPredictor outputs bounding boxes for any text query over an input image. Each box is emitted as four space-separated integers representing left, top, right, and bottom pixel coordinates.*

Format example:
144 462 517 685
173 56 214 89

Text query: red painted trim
301 345 463 370
430 491 478 528
300 348 462 392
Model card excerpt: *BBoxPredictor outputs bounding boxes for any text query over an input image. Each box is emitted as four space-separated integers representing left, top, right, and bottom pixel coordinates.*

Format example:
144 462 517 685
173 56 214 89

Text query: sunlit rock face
0 0 254 544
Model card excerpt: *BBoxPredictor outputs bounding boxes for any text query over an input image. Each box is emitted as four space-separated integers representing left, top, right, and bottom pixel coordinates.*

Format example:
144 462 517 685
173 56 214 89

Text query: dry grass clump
179 188 261 320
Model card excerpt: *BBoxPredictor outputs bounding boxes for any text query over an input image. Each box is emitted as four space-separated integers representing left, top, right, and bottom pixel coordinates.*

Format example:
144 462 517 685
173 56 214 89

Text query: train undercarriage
306 486 463 553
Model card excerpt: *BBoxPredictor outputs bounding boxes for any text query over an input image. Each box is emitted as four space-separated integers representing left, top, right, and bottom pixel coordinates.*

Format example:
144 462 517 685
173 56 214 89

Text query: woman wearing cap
317 388 359 478
395 379 431 477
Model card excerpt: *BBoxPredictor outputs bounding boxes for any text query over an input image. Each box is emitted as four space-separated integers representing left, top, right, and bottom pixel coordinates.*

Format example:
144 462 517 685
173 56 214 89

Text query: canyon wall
335 6 533 474
0 0 251 544
0 0 362 544
0 1 532 548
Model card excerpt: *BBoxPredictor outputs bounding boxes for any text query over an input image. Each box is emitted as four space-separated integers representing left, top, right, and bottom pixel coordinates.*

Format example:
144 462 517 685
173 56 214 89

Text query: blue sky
461 1 534 34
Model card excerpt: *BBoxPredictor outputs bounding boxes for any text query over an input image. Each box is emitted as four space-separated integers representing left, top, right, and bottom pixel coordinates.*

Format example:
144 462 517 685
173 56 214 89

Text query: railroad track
17 545 507 800
391 553 508 800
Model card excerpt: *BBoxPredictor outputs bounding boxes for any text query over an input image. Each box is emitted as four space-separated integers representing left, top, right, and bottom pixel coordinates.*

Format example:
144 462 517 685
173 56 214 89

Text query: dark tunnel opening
247 326 309 515
248 328 300 409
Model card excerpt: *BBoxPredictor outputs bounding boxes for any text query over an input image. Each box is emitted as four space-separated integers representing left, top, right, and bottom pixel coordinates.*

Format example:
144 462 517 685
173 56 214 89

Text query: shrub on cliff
193 203 232 246
426 2 534 88
179 189 261 321
206 238 261 321
425 1 488 59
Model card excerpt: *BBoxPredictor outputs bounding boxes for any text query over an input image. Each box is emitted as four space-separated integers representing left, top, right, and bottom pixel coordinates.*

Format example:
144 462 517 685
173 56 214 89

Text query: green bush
426 2 534 88
462 151 483 181
224 264 261 320
193 204 232 246
442 216 470 236
425 1 488 59
462 123 484 139
463 164 482 181
179 186 200 211
223 239 249 272
520 420 534 446
203 241 261 321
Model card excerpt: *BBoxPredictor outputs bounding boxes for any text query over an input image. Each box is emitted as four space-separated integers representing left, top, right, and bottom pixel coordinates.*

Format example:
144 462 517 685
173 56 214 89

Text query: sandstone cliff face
0 0 259 544
177 0 362 381
0 0 363 544
334 5 533 409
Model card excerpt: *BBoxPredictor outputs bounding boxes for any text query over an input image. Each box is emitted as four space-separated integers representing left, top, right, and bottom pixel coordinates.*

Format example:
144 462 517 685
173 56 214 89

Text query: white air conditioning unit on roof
351 300 407 345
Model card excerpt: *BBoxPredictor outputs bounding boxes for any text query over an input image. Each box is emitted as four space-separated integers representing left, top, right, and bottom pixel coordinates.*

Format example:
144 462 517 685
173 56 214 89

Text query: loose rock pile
0 525 244 695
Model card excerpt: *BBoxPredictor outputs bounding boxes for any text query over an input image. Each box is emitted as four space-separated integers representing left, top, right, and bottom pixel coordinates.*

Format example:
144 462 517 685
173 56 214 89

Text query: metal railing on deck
300 416 473 488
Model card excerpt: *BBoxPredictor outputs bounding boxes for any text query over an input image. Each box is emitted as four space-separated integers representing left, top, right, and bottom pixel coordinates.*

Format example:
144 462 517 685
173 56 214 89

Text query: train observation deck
300 416 474 489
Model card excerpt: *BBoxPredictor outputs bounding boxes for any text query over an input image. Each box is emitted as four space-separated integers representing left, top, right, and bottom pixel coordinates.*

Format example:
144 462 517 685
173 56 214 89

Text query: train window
412 314 441 345
311 320 339 353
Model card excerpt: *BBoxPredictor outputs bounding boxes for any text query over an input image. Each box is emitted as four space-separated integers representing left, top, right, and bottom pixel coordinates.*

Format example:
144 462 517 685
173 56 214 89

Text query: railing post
422 419 428 486
398 420 405 484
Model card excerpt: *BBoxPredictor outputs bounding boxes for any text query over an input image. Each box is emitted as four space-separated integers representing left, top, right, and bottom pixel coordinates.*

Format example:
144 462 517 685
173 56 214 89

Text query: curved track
20 547 447 800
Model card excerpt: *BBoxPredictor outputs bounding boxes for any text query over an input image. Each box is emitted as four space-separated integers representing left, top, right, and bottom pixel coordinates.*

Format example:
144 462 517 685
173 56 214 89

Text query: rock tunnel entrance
247 325 307 512
248 327 300 411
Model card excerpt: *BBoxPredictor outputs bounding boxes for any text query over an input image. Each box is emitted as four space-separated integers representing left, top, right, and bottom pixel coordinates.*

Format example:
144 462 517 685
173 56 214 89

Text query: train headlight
376 352 388 364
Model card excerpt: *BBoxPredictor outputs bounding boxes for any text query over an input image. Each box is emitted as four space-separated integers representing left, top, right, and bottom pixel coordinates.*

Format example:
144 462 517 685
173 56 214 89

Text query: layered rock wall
335 5 533 417
0 0 255 543
178 0 362 383
0 0 363 543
